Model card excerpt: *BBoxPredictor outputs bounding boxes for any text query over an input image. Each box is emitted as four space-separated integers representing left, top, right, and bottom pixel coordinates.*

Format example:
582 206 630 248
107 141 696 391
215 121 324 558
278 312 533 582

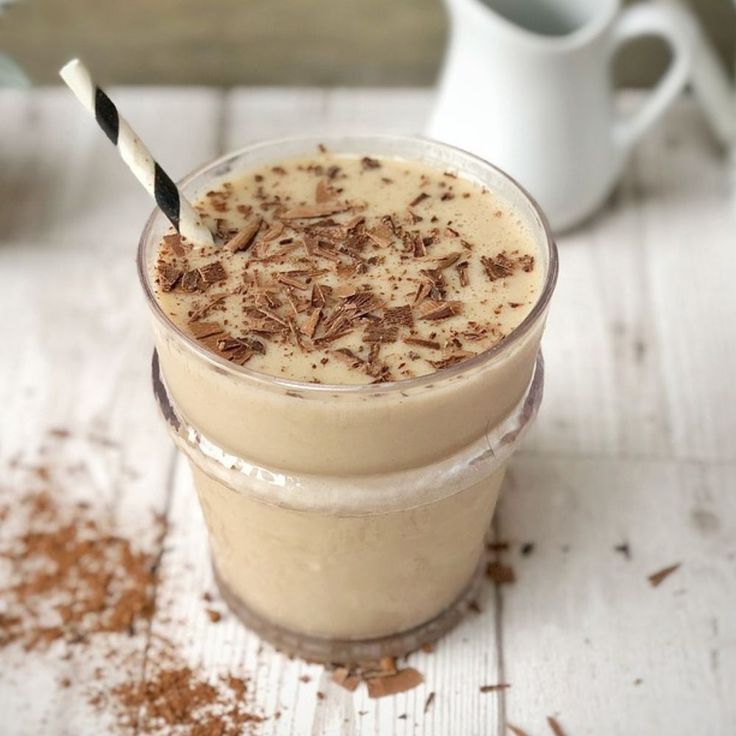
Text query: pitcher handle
611 3 693 152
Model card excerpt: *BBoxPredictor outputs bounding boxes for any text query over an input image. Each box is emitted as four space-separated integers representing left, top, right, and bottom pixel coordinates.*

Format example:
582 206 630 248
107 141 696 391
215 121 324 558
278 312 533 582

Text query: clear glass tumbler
138 136 558 662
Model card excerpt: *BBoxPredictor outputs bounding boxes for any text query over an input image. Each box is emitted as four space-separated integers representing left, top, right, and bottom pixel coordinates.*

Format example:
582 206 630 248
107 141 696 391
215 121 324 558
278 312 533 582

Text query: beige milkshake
139 136 557 659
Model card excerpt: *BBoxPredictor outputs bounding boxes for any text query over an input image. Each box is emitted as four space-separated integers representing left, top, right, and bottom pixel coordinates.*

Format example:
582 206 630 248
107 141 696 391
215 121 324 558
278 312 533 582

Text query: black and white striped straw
59 58 214 247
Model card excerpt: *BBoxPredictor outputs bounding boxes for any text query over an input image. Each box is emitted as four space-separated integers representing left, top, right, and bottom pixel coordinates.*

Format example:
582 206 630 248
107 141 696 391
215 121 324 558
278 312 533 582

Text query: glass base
213 559 486 664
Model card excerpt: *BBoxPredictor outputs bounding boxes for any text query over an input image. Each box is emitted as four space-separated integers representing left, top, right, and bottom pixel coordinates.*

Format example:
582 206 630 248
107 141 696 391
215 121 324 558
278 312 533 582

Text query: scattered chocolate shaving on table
520 542 535 556
507 725 531 736
547 716 567 736
331 668 361 692
206 609 222 623
366 668 424 699
614 542 631 559
480 683 510 693
424 691 436 713
486 541 510 552
486 561 516 584
648 563 681 587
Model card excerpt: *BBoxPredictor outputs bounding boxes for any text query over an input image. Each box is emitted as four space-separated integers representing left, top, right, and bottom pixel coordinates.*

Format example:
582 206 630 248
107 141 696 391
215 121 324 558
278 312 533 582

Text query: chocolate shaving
508 726 531 736
281 202 351 220
432 252 462 270
181 269 204 293
456 261 469 287
364 324 399 343
260 221 285 242
225 216 262 253
366 225 393 248
276 274 309 290
480 683 510 693
162 233 190 257
188 294 226 323
189 322 224 339
198 261 227 286
315 180 334 203
366 668 423 699
481 254 514 281
301 308 322 338
361 156 381 170
547 717 567 736
519 254 535 272
383 305 414 327
159 264 182 292
418 300 462 321
331 668 360 692
329 348 364 368
404 337 441 350
424 692 435 713
486 561 516 584
409 192 430 207
254 307 289 327
648 563 681 587
413 280 433 305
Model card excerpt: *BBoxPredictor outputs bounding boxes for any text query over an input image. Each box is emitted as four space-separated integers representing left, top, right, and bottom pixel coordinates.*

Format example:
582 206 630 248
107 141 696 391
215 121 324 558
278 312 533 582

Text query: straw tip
59 58 82 80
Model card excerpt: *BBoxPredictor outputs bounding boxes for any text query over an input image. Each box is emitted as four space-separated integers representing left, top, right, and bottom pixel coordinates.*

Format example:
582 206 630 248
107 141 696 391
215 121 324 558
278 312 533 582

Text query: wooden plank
497 454 736 736
0 87 222 734
635 101 736 463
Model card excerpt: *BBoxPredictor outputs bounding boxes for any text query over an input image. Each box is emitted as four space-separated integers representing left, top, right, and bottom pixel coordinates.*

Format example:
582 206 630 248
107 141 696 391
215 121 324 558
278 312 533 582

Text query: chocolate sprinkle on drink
153 152 541 384
225 216 262 253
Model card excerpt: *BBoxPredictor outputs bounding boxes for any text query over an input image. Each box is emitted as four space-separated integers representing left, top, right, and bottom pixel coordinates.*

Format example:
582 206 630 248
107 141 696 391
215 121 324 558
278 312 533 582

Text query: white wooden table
0 88 734 736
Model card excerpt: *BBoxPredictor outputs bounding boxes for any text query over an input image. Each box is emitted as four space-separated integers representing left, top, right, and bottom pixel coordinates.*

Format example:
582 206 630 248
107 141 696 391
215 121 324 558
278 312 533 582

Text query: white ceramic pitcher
428 0 694 231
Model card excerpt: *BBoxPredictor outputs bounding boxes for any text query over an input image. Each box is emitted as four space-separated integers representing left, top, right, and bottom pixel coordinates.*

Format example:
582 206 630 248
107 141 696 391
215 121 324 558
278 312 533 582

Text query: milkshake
138 136 557 660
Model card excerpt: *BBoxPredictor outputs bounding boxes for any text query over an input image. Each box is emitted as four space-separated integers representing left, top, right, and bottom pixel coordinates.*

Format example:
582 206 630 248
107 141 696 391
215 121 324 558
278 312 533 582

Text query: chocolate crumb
331 668 361 692
409 192 430 208
486 561 516 584
366 668 424 698
547 716 567 736
404 337 441 350
206 609 221 623
480 683 510 693
159 264 183 292
424 691 435 713
508 726 531 736
361 156 381 170
614 542 631 559
198 261 228 286
648 563 681 587
520 542 535 556
225 216 262 253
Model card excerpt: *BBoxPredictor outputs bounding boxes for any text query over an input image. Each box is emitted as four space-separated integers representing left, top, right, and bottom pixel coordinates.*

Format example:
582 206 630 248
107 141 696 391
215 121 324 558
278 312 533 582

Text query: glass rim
137 134 558 396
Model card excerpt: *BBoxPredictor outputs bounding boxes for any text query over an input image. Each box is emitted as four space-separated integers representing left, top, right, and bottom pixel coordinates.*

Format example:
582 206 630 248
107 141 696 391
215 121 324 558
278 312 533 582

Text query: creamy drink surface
152 153 541 384
143 142 555 649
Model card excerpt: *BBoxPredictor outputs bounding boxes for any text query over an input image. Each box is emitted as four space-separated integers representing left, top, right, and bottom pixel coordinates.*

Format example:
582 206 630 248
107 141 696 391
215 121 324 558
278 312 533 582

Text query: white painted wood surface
0 88 734 736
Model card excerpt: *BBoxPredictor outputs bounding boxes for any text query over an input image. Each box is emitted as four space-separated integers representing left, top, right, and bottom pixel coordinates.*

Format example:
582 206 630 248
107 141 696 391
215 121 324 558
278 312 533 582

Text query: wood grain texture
0 88 734 735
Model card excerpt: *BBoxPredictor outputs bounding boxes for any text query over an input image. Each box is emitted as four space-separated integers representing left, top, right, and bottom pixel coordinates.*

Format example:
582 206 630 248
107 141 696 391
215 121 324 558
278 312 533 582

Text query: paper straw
59 58 214 247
